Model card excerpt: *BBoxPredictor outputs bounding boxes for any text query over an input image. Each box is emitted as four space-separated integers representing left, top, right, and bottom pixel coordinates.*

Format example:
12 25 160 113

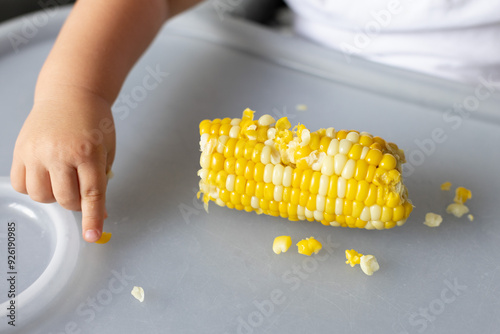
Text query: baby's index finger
78 163 108 243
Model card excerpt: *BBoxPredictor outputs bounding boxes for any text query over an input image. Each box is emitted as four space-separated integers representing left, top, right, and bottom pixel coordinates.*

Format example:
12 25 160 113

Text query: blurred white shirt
285 0 500 85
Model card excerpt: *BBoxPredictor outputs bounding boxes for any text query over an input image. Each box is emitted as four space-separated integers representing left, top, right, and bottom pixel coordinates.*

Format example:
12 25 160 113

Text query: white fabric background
285 0 500 85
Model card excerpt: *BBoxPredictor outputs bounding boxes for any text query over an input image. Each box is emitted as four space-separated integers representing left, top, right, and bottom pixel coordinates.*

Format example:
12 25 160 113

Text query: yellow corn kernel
440 182 452 191
310 171 321 194
95 231 112 244
454 186 472 204
386 192 400 208
346 179 358 200
348 144 363 160
354 159 369 181
365 149 383 165
359 134 373 147
336 130 348 140
276 117 291 131
297 237 322 256
319 136 332 152
273 236 292 254
379 153 397 170
345 249 363 267
300 169 314 191
365 165 377 183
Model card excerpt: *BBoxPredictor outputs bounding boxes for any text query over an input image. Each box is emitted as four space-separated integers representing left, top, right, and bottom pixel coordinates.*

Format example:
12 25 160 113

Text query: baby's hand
11 93 116 242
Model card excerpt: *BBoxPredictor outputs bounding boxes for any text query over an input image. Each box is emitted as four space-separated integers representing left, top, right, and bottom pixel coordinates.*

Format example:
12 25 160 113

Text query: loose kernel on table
360 255 380 276
346 249 380 276
440 182 452 191
95 232 112 244
297 237 322 256
273 236 292 254
446 203 470 218
423 212 443 227
131 286 145 302
454 187 472 204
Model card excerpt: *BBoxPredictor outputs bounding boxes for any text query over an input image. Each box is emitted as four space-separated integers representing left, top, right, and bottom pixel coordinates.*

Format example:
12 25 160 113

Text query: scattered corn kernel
446 203 470 218
360 255 380 276
297 237 322 256
296 104 308 111
131 286 145 302
95 231 112 244
345 249 363 267
467 214 474 221
440 182 451 191
273 236 292 254
454 187 472 204
423 212 443 227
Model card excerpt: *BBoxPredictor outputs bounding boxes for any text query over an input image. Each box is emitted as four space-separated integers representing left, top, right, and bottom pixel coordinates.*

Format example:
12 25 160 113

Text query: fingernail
85 229 100 242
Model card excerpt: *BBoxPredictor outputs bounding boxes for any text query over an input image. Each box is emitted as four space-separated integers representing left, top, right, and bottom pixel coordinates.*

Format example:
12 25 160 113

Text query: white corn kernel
261 146 271 164
360 146 370 159
339 139 353 155
300 129 311 146
230 118 241 126
327 139 339 156
305 208 314 219
251 196 260 209
360 206 371 221
216 136 229 153
334 154 348 175
258 114 276 126
270 147 281 164
337 177 347 199
371 220 384 230
297 205 306 220
316 195 326 212
360 255 379 276
264 164 274 183
267 128 276 140
446 203 469 218
199 133 210 151
341 159 356 180
229 126 240 138
335 198 343 215
272 164 284 186
346 131 360 143
318 175 329 196
325 127 336 138
370 205 382 221
131 286 145 302
423 212 443 227
283 166 293 187
314 210 324 221
226 174 236 192
274 185 283 202
321 156 335 176
396 219 407 226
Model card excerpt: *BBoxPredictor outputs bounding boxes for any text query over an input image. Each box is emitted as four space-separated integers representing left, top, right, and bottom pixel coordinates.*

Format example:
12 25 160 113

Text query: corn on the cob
198 109 413 230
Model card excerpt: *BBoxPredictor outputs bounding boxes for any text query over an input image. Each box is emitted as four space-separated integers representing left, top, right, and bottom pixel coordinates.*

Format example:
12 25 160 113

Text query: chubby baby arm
10 0 201 242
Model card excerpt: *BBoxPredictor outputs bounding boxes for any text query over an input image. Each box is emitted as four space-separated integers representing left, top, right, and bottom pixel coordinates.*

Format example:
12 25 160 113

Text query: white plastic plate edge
0 177 80 330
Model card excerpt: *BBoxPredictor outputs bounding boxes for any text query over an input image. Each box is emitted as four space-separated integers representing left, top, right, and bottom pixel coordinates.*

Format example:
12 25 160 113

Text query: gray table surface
1 4 500 334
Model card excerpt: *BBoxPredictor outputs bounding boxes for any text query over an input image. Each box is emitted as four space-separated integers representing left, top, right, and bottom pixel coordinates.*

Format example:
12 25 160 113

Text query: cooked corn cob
198 109 412 229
